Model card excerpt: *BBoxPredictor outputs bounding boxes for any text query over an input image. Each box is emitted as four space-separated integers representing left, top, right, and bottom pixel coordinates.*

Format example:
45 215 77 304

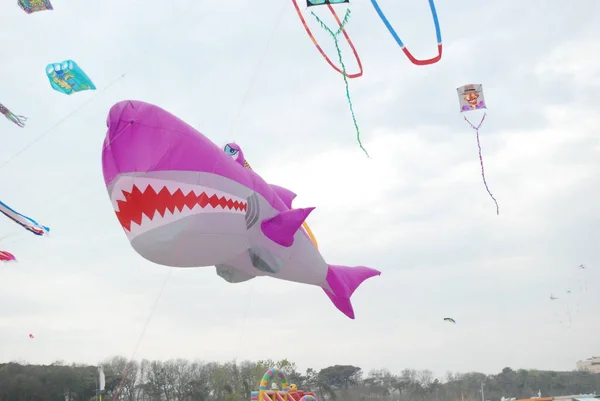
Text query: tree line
0 356 598 401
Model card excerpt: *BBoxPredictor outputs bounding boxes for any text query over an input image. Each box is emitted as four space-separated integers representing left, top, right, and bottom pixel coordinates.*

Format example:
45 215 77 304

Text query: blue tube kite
370 0 443 65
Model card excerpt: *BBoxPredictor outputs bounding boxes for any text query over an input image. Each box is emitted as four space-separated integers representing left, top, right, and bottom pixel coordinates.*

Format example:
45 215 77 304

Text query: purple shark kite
101 100 380 319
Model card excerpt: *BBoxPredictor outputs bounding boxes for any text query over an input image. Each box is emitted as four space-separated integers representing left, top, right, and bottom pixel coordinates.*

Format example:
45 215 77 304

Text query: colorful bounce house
251 368 318 401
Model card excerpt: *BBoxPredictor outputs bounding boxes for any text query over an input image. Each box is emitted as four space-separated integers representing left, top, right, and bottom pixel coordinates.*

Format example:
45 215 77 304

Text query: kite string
0 3 195 173
310 9 369 158
464 112 499 215
111 267 173 401
0 76 127 171
22 2 286 202
226 1 288 138
233 280 256 362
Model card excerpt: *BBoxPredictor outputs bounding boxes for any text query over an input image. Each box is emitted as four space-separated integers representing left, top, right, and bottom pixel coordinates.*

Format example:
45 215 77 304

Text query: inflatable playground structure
251 368 318 401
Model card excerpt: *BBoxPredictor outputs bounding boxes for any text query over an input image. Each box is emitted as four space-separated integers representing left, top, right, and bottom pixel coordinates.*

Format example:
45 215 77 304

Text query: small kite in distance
0 250 16 263
579 264 586 269
0 103 27 128
306 0 349 6
18 0 53 14
46 60 96 95
443 317 456 323
550 294 558 300
28 333 34 339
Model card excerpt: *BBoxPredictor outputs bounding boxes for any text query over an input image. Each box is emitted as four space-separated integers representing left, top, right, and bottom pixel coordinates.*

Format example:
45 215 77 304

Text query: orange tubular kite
292 0 363 78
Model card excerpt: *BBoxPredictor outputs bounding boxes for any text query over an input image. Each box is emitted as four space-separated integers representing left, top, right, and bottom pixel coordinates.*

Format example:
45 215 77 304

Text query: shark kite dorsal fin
269 184 297 209
261 207 315 247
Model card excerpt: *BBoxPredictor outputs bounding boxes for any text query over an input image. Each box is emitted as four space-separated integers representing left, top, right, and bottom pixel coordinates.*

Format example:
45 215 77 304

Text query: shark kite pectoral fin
260 207 315 247
322 264 381 319
269 184 297 209
215 264 256 283
249 247 283 274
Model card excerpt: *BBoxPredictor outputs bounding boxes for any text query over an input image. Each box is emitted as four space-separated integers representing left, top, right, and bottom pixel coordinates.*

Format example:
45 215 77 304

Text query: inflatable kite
102 100 380 319
18 0 53 14
252 368 319 401
0 103 27 127
370 0 442 65
0 200 50 236
0 250 16 263
46 60 96 95
457 84 499 215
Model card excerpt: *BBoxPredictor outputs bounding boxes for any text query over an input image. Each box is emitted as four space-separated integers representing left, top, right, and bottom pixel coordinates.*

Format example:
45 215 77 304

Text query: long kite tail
464 112 499 215
0 103 27 128
311 9 369 157
294 0 363 78
370 0 442 66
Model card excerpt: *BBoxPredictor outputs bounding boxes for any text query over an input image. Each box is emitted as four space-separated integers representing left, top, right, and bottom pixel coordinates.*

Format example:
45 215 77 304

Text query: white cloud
535 39 600 87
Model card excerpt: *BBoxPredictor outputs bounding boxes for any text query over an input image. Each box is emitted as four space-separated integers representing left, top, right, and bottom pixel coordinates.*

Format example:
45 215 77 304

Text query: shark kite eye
224 144 238 156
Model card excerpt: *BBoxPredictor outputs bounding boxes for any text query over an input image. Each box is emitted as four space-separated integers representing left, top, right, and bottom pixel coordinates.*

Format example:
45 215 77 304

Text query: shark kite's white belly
109 173 254 267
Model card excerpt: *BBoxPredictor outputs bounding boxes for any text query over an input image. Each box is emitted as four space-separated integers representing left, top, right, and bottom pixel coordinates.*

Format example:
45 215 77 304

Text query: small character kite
458 84 486 112
370 0 442 65
0 103 27 128
457 84 499 215
292 0 367 156
0 250 16 263
18 0 53 14
443 317 456 323
46 60 96 95
102 100 381 319
0 200 50 236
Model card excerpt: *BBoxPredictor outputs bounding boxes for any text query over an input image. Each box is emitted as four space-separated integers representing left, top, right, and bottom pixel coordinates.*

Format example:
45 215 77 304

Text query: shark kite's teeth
114 182 247 231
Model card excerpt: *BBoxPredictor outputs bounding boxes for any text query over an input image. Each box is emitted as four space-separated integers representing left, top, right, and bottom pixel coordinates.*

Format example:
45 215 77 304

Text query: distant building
577 356 600 373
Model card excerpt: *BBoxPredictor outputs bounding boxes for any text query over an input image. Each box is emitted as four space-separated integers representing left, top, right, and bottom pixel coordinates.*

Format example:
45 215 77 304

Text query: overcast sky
0 0 598 379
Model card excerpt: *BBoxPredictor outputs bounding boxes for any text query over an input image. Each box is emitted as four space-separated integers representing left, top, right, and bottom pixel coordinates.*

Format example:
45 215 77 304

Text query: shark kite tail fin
322 264 381 319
